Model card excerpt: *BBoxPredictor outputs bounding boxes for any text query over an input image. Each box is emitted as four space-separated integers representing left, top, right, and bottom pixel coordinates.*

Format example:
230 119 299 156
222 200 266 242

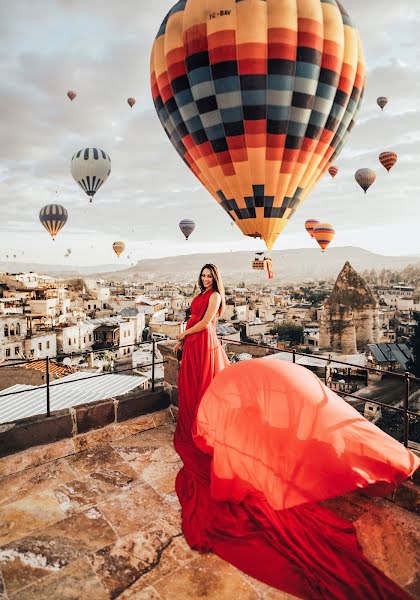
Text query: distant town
1 260 419 442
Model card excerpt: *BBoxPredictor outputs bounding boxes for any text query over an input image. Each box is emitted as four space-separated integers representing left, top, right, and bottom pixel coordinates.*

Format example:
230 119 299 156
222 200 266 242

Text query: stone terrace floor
0 408 419 600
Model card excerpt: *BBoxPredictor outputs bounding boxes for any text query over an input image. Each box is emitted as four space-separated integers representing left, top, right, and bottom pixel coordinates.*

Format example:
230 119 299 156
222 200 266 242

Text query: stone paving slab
0 411 418 599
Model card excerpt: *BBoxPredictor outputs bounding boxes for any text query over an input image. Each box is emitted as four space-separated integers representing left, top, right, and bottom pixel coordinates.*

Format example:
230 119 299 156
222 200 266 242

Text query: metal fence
0 339 165 418
219 337 420 449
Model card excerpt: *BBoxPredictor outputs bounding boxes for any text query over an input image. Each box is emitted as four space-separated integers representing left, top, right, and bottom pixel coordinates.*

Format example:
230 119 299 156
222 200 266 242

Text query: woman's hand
174 341 183 355
178 331 187 342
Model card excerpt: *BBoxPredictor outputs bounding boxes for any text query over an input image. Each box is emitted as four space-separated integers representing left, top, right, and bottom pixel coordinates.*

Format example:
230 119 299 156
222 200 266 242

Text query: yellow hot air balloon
151 0 365 251
112 241 125 257
312 223 335 252
39 204 68 240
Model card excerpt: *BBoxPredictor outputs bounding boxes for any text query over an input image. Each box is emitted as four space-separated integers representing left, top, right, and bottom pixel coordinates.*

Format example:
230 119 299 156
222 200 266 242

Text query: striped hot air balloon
377 97 388 110
355 168 376 193
127 97 136 108
305 219 320 238
379 151 397 172
67 90 77 101
151 0 365 252
112 241 125 257
328 165 339 179
39 204 68 240
179 218 195 240
312 223 335 252
70 148 111 202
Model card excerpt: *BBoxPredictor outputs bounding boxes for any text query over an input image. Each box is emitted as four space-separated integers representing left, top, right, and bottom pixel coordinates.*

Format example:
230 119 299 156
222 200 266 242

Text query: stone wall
0 366 61 391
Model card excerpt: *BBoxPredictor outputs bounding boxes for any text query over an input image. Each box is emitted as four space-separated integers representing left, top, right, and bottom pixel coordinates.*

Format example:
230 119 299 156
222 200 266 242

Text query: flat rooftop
0 410 418 599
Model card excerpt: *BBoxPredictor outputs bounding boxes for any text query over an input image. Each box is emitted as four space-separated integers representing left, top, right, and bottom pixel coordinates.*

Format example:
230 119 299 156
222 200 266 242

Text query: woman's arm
179 292 221 339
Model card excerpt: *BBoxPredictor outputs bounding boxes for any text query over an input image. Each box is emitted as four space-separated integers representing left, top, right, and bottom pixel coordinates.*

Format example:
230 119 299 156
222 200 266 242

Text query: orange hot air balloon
151 0 365 252
355 168 376 193
312 223 335 252
67 90 77 101
305 219 320 238
328 166 339 179
127 97 136 108
379 151 397 172
112 241 125 257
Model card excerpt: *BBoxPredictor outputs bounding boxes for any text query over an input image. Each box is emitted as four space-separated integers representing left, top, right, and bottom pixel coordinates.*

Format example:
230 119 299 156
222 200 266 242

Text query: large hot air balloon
379 151 397 172
151 0 365 252
112 241 125 257
377 97 388 110
312 223 335 252
70 148 111 202
67 90 77 101
39 204 68 240
127 97 136 108
305 219 320 238
328 166 339 179
179 218 195 240
355 168 376 193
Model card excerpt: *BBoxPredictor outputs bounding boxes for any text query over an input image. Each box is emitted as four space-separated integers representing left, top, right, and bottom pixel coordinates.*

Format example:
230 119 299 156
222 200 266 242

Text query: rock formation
319 262 380 353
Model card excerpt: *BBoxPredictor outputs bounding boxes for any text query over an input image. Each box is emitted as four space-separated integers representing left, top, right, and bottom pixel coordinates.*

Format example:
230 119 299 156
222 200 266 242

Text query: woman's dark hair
198 264 226 316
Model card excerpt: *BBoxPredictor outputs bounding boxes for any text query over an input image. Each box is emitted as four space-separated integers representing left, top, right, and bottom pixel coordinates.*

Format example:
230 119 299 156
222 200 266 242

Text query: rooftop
0 410 418 599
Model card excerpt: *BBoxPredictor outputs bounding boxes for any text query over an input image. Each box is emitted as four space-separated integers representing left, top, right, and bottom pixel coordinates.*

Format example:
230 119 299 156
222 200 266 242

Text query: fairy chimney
319 262 380 353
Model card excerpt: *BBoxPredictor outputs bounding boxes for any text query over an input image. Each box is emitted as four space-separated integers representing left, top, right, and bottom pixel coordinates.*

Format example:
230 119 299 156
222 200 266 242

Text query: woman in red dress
173 264 418 599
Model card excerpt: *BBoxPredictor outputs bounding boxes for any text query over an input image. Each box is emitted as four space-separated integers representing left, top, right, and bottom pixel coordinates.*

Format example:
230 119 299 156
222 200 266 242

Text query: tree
269 321 304 345
407 311 420 377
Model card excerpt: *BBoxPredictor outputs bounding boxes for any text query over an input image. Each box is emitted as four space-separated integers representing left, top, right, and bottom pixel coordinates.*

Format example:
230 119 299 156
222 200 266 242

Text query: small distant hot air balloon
70 148 111 202
312 223 335 252
355 168 376 193
179 219 195 240
67 90 77 101
377 97 388 110
113 241 125 257
127 97 136 108
305 219 320 238
379 151 397 172
39 204 68 240
328 166 339 179
67 248 72 255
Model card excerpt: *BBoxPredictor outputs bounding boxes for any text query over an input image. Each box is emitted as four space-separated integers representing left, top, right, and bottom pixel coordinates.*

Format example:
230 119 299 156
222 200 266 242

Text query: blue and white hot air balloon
70 148 111 202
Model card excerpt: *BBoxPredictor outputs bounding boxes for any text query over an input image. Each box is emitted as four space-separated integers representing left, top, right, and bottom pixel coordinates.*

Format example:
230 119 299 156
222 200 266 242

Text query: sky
0 0 419 267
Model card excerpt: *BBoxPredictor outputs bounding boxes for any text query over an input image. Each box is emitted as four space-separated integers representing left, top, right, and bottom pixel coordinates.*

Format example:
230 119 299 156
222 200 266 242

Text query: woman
173 265 418 599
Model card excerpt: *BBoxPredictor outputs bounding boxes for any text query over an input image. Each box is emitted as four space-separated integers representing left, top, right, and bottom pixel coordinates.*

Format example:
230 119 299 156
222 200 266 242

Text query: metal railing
219 337 420 449
0 339 165 419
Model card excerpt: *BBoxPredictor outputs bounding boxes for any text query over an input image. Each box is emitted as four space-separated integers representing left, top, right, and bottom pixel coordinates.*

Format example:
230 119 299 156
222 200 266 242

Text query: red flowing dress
174 290 418 600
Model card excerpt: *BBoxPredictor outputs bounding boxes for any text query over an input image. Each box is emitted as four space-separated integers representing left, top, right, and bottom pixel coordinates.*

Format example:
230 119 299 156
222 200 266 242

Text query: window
15 347 19 355
38 343 42 351
30 349 35 356
46 341 50 349
10 325 15 336
74 338 76 345
4 325 8 337
16 323 20 335
5 348 10 357
68 339 71 346
89 334 92 342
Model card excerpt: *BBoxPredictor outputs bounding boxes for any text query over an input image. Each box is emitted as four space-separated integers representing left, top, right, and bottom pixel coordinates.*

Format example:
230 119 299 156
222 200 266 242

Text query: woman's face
201 268 214 289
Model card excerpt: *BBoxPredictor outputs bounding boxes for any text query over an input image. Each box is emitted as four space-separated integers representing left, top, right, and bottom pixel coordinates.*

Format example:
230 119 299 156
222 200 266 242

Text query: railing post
46 355 51 417
151 339 156 392
403 371 409 448
292 349 296 363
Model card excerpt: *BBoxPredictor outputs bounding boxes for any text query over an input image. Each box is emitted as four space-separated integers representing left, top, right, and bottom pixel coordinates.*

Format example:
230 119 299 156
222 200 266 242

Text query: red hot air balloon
379 152 397 172
127 97 136 108
151 0 365 252
355 168 376 193
305 219 320 238
67 91 77 101
328 166 339 179
312 223 335 252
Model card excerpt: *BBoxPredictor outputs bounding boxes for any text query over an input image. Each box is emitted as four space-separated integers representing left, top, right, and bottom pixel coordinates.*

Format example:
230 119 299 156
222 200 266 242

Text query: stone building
319 262 380 353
